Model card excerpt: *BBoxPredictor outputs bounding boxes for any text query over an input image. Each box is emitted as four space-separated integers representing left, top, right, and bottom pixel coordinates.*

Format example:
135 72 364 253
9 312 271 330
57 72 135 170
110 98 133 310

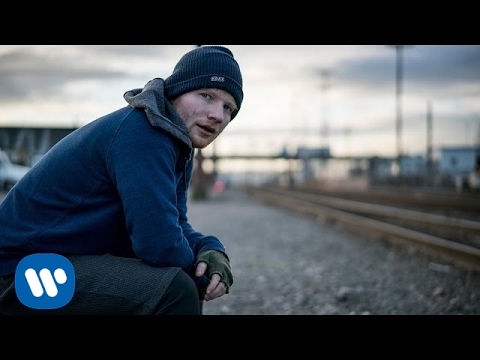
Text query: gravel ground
2 189 478 315
189 188 480 315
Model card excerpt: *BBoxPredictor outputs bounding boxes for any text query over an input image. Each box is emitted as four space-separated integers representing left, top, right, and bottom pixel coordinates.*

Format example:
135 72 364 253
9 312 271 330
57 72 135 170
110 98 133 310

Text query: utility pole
319 69 331 150
476 122 480 147
394 45 404 163
426 99 433 186
191 147 208 200
211 140 218 182
387 45 412 176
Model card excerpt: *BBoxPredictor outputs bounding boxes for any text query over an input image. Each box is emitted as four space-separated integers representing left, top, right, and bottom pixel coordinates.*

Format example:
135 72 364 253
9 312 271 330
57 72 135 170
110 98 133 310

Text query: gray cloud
0 46 129 102
2 45 478 104
322 45 480 97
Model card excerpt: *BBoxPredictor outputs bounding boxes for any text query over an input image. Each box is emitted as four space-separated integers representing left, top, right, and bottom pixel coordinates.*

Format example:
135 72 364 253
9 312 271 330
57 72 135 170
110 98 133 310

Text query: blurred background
0 45 479 194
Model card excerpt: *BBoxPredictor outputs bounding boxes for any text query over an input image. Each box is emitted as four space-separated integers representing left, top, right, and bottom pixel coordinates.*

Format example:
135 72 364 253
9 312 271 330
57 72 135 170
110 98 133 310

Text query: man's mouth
197 124 216 135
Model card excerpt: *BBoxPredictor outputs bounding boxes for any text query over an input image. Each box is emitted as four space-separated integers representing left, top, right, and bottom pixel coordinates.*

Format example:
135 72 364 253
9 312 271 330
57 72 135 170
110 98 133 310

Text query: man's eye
224 105 233 114
200 93 212 100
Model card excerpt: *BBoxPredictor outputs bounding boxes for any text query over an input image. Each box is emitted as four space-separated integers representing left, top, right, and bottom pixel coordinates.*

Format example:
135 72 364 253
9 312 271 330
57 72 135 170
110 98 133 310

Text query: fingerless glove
195 250 234 293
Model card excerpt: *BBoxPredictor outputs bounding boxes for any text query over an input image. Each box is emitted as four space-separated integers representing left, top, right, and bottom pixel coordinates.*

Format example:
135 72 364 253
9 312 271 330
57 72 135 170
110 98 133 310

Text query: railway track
244 185 480 272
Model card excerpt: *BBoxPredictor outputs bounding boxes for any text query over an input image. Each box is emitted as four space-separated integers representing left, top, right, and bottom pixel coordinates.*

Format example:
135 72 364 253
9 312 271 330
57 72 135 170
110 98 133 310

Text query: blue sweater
0 78 227 276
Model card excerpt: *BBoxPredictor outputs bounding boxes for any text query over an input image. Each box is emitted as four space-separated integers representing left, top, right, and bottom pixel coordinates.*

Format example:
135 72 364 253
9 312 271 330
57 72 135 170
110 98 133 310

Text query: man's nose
209 104 224 122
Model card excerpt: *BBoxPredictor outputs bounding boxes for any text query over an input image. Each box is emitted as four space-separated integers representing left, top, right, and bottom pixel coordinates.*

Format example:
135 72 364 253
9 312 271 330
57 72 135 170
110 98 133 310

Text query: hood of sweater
123 78 192 149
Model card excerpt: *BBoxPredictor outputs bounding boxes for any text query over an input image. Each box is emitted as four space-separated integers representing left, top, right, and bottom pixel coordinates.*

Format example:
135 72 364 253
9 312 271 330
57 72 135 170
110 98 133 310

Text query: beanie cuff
165 74 243 112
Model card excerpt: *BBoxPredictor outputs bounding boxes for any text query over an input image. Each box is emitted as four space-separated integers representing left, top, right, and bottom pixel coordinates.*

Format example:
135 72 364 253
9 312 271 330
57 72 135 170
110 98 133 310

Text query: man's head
165 46 243 120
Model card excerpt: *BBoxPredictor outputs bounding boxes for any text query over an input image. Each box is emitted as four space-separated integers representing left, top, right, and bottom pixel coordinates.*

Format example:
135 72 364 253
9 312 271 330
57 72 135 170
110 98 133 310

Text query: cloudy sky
0 45 479 164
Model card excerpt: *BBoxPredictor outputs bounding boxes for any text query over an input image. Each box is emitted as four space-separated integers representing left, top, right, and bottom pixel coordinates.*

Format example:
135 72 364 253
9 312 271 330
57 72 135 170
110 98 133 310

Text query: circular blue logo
15 253 75 310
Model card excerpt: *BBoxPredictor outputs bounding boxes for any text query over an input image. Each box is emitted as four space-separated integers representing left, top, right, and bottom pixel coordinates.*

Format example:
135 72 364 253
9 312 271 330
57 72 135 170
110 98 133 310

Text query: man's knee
158 270 202 315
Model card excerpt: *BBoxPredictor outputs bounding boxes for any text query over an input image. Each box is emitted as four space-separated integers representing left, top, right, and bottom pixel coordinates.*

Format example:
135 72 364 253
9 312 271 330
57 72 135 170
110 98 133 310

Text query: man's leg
0 254 201 315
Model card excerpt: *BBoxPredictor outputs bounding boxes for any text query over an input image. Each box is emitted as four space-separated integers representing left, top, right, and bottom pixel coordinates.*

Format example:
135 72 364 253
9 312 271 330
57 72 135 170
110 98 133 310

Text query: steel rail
270 187 480 231
246 187 480 272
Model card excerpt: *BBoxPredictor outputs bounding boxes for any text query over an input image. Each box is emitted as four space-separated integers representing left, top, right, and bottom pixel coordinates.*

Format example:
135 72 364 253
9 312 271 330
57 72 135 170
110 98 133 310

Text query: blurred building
1 126 479 192
439 146 480 191
0 126 78 166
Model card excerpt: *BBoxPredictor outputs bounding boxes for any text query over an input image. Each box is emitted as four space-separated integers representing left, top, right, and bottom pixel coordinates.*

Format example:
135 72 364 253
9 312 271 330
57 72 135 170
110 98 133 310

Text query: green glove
195 250 234 293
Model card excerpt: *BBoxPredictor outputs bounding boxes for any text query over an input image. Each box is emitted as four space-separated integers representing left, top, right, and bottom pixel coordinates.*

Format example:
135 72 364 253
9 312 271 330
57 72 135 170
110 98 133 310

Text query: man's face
172 88 237 149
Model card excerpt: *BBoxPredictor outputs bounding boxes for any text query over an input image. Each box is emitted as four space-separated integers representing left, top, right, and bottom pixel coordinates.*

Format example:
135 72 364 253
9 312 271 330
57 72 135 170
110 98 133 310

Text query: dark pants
0 254 202 315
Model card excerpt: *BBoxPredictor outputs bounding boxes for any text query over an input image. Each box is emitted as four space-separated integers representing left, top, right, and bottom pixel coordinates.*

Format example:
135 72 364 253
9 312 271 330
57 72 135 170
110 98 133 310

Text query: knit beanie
164 46 244 120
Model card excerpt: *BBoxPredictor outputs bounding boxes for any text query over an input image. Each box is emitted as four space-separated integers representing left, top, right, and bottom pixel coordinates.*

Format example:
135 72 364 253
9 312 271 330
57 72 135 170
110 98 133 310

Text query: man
0 45 242 315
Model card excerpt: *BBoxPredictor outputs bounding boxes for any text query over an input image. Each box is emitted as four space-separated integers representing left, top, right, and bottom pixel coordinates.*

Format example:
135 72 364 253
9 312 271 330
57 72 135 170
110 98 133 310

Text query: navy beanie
164 46 244 119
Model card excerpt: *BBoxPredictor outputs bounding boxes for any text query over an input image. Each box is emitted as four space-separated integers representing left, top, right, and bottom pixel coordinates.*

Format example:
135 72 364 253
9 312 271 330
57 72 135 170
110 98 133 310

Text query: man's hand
194 250 233 301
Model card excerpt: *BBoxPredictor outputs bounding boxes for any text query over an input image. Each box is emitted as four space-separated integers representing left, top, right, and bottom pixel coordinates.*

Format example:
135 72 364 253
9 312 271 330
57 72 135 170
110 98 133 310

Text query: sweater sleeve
106 114 196 273
176 158 228 258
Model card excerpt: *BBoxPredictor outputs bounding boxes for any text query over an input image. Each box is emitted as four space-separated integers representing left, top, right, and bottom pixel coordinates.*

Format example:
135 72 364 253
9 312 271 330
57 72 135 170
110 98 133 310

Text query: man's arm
107 113 196 272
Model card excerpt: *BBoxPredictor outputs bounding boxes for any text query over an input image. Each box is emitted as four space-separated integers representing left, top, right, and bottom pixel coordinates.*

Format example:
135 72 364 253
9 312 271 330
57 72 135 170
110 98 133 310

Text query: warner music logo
15 253 75 309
